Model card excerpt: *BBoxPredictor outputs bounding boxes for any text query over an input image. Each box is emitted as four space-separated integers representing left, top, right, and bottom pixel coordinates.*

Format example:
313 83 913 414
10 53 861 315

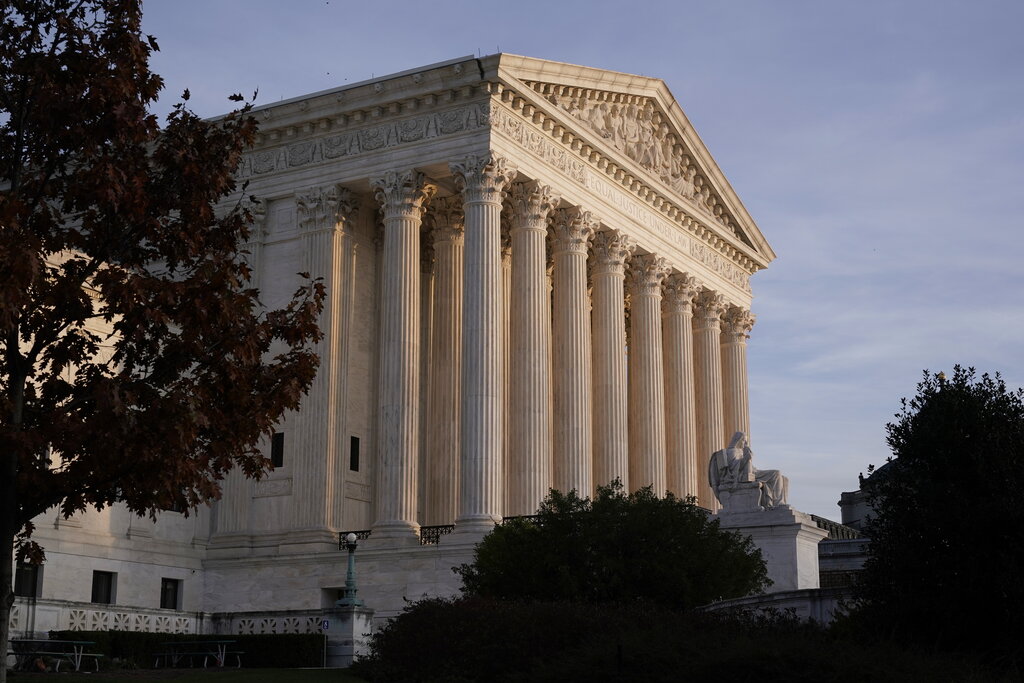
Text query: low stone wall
9 598 201 638
701 586 850 624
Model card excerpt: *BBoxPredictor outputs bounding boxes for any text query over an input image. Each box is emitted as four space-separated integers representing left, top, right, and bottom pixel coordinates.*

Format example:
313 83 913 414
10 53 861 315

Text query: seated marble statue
708 431 789 510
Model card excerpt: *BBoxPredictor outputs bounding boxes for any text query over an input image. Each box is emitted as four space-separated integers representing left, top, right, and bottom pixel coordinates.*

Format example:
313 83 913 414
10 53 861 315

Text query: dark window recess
160 578 181 610
14 563 40 598
271 432 285 468
91 571 115 605
349 436 360 472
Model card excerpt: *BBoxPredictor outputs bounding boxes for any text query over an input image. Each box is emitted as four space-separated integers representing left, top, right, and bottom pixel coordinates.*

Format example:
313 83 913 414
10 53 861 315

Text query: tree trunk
1 529 14 683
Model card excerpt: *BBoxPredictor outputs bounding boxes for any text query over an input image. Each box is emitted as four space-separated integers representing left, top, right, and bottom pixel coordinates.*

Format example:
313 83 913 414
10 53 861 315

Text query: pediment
494 55 774 264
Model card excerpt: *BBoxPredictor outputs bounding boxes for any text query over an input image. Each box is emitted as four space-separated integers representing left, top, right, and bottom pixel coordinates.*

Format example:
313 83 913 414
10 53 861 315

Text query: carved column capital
370 170 436 220
693 289 727 331
428 196 465 245
626 253 670 297
242 196 267 244
590 229 636 276
450 154 518 204
721 306 756 343
296 184 358 236
550 207 598 255
662 273 699 315
509 180 561 229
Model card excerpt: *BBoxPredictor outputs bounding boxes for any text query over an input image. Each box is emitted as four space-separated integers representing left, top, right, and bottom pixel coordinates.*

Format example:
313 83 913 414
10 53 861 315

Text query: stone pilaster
550 207 597 497
506 181 560 515
626 254 670 494
450 154 518 534
662 273 700 500
721 306 756 442
217 198 268 537
693 289 727 510
369 170 436 539
287 186 359 539
589 229 635 491
423 198 464 525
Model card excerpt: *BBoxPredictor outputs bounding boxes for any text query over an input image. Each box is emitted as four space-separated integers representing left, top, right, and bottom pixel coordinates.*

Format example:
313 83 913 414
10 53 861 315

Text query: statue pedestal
321 605 374 667
716 506 828 592
715 481 763 512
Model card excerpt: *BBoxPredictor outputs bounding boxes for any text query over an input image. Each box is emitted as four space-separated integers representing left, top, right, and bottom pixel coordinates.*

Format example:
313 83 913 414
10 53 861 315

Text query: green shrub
352 597 1011 682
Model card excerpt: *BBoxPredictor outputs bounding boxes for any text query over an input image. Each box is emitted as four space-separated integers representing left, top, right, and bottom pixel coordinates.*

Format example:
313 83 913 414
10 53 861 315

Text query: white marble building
11 54 776 636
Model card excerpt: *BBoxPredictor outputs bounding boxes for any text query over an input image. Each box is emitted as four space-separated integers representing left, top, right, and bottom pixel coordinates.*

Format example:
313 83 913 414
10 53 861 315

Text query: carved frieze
239 103 492 178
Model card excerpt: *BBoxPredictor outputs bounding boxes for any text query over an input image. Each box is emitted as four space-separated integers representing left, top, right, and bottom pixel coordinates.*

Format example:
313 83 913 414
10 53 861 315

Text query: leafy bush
353 596 1004 682
457 481 769 609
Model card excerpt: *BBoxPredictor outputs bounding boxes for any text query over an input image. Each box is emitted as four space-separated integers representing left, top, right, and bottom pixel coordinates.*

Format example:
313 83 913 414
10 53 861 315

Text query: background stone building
11 54 776 636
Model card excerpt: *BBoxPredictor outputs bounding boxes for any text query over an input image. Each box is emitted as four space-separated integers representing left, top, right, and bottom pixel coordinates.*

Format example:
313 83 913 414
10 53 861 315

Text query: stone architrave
288 185 358 539
451 154 518 534
662 273 700 499
424 197 464 526
626 253 670 493
550 207 598 497
590 229 635 491
693 289 727 509
721 306 756 440
369 170 436 540
507 181 560 516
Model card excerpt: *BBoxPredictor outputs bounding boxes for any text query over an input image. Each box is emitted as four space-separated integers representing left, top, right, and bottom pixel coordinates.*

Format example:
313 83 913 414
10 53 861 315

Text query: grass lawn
7 669 367 682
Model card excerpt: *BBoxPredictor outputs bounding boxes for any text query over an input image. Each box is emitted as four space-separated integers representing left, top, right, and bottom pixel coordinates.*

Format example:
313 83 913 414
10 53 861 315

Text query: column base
366 521 421 548
452 515 500 539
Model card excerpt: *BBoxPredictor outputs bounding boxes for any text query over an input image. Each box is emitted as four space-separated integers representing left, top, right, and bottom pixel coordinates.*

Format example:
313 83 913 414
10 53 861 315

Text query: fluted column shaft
551 208 597 496
721 306 755 441
507 182 559 515
590 230 634 491
501 226 512 516
451 155 517 533
290 186 356 533
424 199 464 525
693 290 727 509
370 171 435 538
627 254 670 493
662 274 700 499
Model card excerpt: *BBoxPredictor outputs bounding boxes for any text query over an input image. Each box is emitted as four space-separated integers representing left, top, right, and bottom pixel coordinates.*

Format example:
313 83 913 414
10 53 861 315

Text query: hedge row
48 630 326 669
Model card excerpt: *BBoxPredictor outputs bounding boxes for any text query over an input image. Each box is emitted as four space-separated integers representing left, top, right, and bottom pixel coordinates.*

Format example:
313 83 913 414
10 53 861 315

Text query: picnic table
154 640 241 668
8 638 102 672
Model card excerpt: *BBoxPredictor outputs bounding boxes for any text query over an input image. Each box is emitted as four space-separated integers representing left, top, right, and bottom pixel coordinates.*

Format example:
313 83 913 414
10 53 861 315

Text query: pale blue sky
141 0 1024 517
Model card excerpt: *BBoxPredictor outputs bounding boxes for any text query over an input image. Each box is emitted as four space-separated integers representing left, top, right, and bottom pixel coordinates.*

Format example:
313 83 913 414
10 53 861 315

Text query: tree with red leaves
0 2 323 675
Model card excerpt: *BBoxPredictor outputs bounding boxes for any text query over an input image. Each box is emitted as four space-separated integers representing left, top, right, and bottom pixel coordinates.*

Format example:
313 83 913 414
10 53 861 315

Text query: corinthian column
424 198 464 525
550 207 597 497
721 306 756 441
369 170 436 540
627 254 670 494
450 154 518 534
590 229 635 491
506 181 560 515
288 186 358 536
662 273 700 500
693 289 727 509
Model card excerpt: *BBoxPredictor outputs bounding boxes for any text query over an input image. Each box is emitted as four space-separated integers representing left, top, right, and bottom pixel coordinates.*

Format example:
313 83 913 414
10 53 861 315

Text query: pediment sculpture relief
528 82 751 248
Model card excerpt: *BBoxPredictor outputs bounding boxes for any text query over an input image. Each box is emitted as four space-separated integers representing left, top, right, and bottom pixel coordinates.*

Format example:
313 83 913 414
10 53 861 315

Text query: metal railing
418 524 455 545
338 530 372 549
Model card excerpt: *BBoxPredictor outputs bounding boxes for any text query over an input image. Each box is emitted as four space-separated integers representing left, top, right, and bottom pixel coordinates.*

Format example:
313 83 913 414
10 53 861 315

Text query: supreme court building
11 54 776 637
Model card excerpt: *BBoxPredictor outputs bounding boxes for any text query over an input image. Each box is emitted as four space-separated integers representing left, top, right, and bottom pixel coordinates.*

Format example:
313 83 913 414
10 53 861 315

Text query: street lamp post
336 532 364 607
